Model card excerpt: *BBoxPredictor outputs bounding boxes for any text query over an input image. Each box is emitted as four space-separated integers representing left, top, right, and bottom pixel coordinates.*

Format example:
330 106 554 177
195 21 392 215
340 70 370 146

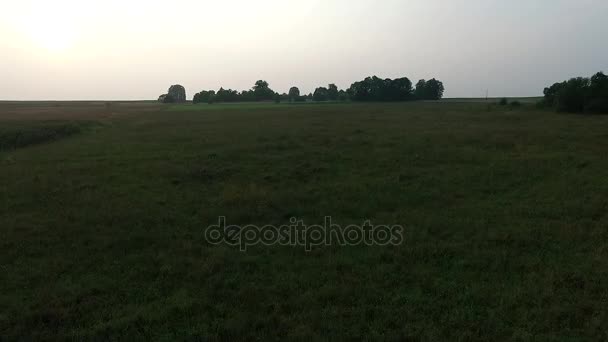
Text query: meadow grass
1 101 607 340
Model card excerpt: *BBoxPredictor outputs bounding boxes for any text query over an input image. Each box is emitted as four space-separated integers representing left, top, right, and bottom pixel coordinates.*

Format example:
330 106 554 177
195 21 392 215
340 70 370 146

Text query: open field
1 101 608 340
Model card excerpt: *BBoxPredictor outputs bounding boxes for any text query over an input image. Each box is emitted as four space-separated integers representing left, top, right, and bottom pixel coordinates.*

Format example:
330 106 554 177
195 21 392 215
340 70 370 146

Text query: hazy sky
1 0 607 100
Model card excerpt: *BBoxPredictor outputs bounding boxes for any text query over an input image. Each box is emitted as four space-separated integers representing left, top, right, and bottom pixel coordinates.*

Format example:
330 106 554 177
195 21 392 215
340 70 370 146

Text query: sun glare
30 24 75 52
22 5 78 53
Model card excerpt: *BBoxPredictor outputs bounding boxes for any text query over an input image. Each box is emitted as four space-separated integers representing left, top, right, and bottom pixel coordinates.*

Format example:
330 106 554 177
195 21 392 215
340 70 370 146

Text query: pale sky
1 0 607 100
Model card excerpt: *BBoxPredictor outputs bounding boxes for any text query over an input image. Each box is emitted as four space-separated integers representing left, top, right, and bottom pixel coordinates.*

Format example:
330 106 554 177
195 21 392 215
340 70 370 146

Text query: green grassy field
1 101 607 340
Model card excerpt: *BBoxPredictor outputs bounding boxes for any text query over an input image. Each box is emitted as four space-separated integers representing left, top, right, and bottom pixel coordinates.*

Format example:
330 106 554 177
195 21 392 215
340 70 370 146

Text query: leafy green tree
313 87 329 101
214 88 241 102
240 90 255 102
253 80 275 101
328 84 339 101
167 85 187 103
543 82 564 107
414 80 427 99
348 76 414 101
193 81 278 103
424 79 444 100
193 90 215 104
556 77 590 113
391 77 414 100
288 87 300 102
589 72 608 96
542 72 608 113
158 94 175 103
415 79 444 100
338 90 349 101
586 72 608 112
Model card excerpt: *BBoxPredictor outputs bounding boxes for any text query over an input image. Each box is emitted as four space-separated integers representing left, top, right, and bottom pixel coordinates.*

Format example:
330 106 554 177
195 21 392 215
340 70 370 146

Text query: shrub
499 98 508 106
0 123 82 151
158 94 175 103
536 99 548 109
509 101 521 108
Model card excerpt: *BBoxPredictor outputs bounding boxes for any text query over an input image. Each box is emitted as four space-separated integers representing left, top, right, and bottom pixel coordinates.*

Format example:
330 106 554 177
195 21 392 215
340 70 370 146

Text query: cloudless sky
1 0 607 100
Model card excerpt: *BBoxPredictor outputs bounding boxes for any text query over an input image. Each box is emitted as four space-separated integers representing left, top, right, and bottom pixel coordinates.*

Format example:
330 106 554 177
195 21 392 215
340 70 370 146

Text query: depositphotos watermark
205 217 403 251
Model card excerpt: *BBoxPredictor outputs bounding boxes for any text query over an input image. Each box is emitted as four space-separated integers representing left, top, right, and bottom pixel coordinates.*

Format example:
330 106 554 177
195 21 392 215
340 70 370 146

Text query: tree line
192 80 280 104
160 72 608 114
184 76 444 104
542 71 608 113
349 76 444 101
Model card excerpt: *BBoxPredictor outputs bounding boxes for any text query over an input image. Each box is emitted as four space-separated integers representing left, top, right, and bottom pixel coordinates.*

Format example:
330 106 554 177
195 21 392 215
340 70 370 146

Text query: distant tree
241 90 255 102
348 76 414 101
542 72 608 113
348 78 371 101
191 81 280 103
328 84 339 101
586 72 608 112
391 77 415 100
499 98 508 106
338 90 349 101
543 72 608 114
424 79 444 100
215 88 241 102
193 90 216 104
254 80 268 90
543 82 564 107
415 79 444 100
288 87 300 102
313 87 329 101
158 94 175 103
253 80 275 101
167 85 187 103
214 88 226 102
414 80 427 99
556 77 590 113
589 72 608 98
509 100 521 108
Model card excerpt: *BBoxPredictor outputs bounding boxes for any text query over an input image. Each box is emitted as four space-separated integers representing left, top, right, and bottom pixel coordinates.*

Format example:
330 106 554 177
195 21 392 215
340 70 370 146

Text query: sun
21 4 78 53
30 23 76 52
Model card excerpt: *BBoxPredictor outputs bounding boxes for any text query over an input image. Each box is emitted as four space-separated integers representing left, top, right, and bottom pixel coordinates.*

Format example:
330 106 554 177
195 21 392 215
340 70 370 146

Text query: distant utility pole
485 89 489 102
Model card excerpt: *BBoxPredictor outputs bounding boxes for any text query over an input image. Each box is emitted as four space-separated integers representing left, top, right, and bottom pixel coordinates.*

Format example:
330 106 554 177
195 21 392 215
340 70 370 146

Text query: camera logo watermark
205 216 403 251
